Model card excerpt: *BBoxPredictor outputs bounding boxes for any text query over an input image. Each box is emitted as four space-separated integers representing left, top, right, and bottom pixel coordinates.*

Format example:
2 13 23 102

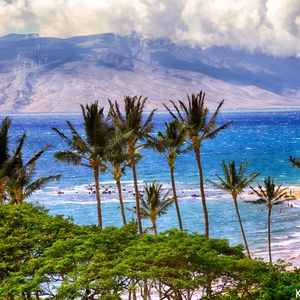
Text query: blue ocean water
2 110 300 261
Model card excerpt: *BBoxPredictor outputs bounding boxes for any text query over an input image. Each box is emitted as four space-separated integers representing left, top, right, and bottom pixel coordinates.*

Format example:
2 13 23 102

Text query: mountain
0 32 299 112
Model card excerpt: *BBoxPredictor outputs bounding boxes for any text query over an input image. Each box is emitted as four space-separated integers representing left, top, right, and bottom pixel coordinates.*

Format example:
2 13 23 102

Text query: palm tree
165 91 233 238
289 156 300 169
138 181 173 300
147 120 186 230
6 134 60 205
106 142 130 225
0 117 11 202
109 96 155 235
250 177 287 264
208 160 258 258
53 101 114 229
140 181 174 234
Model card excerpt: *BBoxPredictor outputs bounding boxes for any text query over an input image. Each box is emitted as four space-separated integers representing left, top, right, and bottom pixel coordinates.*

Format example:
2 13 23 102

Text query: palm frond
24 175 61 198
0 117 11 166
289 156 300 169
250 177 287 208
209 160 258 196
54 150 84 166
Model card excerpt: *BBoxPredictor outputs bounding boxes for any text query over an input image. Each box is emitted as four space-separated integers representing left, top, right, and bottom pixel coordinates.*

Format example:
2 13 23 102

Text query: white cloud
1 0 300 57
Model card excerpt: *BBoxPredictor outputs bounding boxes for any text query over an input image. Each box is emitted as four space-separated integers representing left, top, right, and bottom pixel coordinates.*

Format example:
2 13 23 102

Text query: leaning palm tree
165 91 233 237
147 120 186 230
250 177 287 264
109 96 155 235
6 135 60 205
53 101 114 229
208 160 258 258
289 156 300 169
0 117 11 202
140 181 174 234
106 142 131 225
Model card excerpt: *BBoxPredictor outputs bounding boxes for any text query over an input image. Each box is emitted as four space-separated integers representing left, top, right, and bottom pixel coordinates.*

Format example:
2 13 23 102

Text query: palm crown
148 120 187 168
109 96 155 146
53 101 114 168
250 177 287 208
209 160 258 198
165 92 232 145
140 181 173 218
140 181 174 234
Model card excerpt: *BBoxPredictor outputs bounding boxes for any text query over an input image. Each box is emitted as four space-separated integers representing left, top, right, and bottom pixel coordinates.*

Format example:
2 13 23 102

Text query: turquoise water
3 111 300 260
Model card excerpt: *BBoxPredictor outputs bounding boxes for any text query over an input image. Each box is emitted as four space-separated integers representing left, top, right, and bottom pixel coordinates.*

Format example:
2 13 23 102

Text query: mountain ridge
0 32 299 112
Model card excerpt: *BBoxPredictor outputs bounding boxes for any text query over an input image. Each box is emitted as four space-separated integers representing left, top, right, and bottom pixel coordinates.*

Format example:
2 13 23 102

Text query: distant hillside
0 32 299 112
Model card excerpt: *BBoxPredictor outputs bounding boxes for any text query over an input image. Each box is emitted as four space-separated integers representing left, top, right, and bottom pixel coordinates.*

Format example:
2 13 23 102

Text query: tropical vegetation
1 203 300 300
52 101 114 229
139 180 174 234
109 96 155 235
208 160 258 258
164 92 233 238
0 91 299 299
147 120 186 230
250 177 287 264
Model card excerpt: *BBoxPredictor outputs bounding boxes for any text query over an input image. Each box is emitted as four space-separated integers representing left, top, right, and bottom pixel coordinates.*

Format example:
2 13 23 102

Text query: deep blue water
2 110 300 260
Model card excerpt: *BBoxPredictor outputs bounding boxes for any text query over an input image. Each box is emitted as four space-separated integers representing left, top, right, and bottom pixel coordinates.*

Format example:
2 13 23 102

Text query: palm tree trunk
152 219 158 235
116 178 127 225
0 181 5 203
152 219 162 298
131 161 143 235
170 165 183 231
193 147 209 238
268 207 272 264
93 167 102 229
233 196 251 258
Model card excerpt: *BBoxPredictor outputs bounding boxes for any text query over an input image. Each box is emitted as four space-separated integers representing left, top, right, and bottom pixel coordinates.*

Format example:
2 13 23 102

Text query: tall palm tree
140 181 174 234
53 101 114 229
289 156 300 169
106 142 130 225
109 96 155 235
0 117 11 203
250 177 287 264
147 120 186 230
208 160 258 258
6 134 60 205
165 91 232 238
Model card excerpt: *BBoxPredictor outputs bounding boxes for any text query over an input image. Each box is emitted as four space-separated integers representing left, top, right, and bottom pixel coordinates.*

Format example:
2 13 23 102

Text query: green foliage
2 204 296 299
257 267 300 300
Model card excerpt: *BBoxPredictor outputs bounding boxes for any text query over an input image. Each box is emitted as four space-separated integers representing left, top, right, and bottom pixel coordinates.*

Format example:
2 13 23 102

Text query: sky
0 0 300 57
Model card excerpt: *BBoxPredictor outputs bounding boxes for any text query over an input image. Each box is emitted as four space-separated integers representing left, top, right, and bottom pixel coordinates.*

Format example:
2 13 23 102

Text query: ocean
3 110 300 263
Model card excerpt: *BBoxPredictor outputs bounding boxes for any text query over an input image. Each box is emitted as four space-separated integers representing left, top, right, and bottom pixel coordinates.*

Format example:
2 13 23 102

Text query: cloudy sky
1 0 300 57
